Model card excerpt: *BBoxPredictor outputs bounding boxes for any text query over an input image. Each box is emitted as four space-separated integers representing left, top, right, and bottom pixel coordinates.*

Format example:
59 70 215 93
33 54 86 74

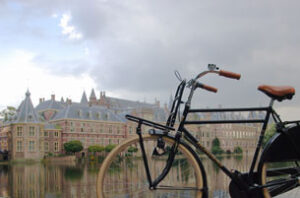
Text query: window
44 131 48 137
129 126 132 134
29 141 35 152
44 142 48 152
16 141 22 152
17 127 23 136
54 142 59 152
117 127 120 134
109 126 112 134
29 127 35 136
17 131 22 137
54 132 59 137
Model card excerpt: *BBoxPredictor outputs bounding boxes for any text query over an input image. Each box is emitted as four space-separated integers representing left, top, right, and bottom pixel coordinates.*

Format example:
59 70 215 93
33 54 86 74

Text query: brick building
0 90 167 160
0 89 264 160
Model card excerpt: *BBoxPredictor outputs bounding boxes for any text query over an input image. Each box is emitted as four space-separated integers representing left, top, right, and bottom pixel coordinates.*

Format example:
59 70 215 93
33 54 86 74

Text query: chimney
51 94 55 101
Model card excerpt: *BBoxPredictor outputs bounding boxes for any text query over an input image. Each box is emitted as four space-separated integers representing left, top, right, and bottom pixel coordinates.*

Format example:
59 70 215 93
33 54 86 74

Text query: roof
105 96 157 110
80 91 89 106
35 99 65 112
14 90 40 123
52 103 124 122
90 89 96 99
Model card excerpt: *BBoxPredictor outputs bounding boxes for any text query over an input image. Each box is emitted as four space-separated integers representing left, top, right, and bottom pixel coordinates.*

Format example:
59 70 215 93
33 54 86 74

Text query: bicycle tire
260 160 300 197
97 134 204 198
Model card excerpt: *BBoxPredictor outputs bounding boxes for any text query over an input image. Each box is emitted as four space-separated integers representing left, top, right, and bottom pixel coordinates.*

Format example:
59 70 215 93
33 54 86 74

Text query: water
0 155 257 198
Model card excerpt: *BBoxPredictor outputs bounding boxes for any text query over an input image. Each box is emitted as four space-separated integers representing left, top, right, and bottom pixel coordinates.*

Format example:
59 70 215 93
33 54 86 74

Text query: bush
127 146 138 153
88 145 105 153
211 138 224 155
105 144 116 153
234 146 243 154
64 140 83 154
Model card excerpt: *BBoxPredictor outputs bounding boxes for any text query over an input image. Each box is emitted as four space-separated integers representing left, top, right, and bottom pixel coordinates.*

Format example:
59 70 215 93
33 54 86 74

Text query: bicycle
97 64 300 198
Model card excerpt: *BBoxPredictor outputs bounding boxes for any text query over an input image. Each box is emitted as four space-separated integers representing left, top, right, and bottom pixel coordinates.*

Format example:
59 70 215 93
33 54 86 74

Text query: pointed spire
15 90 39 123
26 89 30 97
89 89 97 106
80 91 88 105
90 89 96 99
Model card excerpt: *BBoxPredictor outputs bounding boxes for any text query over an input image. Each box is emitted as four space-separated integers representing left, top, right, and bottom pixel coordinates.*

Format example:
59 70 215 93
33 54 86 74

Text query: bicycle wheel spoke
97 135 204 198
261 161 300 197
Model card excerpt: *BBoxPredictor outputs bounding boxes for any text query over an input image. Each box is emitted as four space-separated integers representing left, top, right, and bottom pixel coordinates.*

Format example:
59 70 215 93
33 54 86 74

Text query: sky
0 0 300 120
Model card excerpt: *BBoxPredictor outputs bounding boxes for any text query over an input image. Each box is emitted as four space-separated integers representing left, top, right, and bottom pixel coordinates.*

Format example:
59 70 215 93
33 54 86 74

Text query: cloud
59 13 82 40
2 0 300 120
0 49 96 108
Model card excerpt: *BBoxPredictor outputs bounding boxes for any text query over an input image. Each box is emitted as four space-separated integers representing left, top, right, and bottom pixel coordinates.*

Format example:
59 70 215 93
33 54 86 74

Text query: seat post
269 98 275 108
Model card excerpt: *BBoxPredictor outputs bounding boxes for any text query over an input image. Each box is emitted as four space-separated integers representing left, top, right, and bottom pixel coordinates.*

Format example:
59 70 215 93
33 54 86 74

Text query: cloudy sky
0 0 300 120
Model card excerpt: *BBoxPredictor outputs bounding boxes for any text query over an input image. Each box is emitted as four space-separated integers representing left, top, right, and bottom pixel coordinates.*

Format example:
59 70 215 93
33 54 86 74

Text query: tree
211 138 224 155
64 140 83 154
263 124 276 147
0 106 16 121
127 146 138 153
234 146 243 154
88 145 104 153
105 144 116 153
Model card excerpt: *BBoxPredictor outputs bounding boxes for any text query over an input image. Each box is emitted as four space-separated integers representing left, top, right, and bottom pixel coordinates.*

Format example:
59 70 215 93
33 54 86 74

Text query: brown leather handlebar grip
219 70 241 80
203 84 218 93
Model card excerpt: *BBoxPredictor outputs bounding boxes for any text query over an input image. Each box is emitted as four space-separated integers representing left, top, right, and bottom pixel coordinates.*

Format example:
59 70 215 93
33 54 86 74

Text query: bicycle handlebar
192 66 241 93
219 70 241 80
197 82 218 93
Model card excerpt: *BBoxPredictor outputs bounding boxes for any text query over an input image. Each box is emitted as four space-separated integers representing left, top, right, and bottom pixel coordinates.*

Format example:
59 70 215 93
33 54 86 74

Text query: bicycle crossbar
185 119 265 125
189 107 269 113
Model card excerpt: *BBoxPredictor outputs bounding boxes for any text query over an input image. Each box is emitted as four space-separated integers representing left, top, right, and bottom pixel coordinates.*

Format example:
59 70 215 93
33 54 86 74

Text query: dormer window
104 113 108 120
96 112 100 119
77 110 82 117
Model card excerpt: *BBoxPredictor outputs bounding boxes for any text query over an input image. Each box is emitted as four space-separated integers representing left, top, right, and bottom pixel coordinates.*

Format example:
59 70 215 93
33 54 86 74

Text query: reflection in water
0 155 254 198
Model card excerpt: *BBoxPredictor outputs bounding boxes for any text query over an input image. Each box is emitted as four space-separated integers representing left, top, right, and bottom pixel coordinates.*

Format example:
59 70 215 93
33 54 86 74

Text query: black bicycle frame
129 77 299 194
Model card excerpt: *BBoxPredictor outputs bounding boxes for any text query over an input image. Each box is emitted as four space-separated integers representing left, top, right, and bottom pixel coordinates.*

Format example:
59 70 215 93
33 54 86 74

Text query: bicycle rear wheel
260 160 300 197
97 134 204 198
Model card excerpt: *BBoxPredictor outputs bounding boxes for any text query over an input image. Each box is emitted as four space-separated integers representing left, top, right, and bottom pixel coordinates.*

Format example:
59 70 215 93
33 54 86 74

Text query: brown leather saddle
258 85 295 102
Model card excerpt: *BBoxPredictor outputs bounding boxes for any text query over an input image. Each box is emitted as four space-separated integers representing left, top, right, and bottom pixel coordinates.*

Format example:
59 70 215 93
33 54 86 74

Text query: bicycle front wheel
97 134 204 198
260 160 300 197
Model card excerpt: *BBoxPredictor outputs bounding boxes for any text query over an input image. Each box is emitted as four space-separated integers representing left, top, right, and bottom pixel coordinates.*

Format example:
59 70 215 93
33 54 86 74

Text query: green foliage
212 138 220 147
64 140 83 154
234 146 243 154
105 144 116 153
0 106 16 121
127 146 138 153
263 124 276 147
211 138 224 155
88 145 105 153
